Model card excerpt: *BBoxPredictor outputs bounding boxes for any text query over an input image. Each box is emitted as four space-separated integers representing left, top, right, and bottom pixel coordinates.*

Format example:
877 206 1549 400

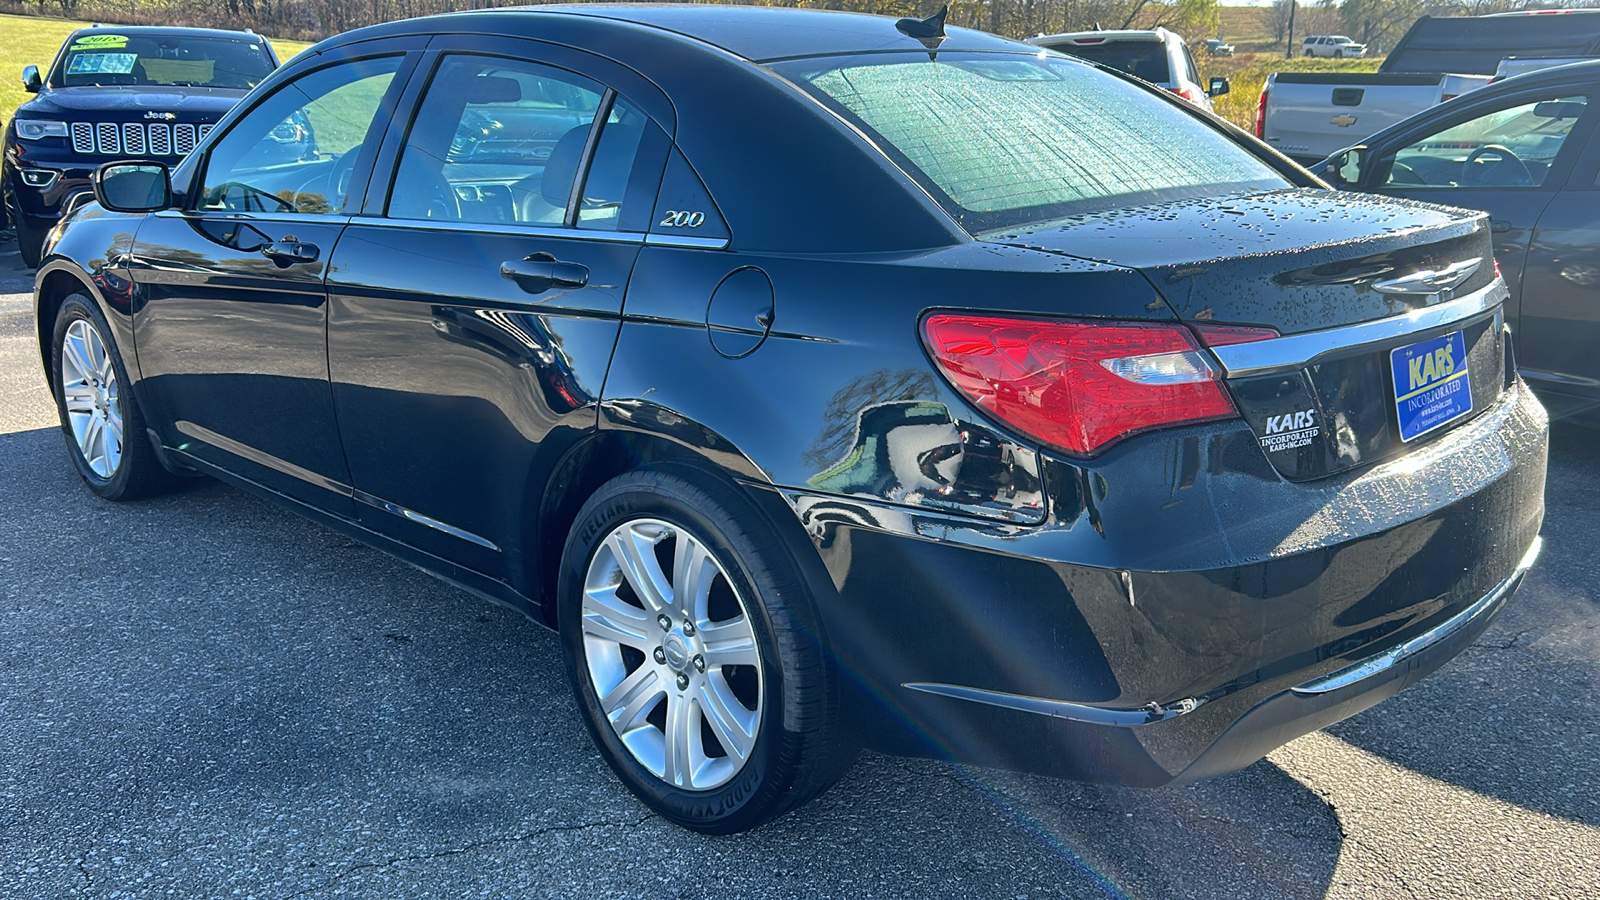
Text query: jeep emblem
144 111 177 121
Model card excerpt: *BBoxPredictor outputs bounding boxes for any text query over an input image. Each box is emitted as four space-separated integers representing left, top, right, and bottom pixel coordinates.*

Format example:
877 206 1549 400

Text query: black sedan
1318 60 1600 427
35 5 1546 833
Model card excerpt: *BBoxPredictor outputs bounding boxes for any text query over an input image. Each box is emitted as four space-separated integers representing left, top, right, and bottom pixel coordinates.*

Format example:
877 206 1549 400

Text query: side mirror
94 162 173 213
21 65 41 93
1322 146 1368 188
1207 77 1230 98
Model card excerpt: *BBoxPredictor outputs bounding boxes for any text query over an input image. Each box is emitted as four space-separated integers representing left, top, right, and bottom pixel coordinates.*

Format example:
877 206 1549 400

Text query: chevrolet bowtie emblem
1330 114 1359 127
1373 258 1482 295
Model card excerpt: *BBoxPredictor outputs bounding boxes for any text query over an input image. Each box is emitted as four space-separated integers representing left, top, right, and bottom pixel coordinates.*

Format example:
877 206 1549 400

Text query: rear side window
777 53 1287 233
1037 40 1170 84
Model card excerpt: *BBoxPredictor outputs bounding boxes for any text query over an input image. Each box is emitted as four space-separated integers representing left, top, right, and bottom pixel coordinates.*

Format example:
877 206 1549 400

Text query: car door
1518 119 1600 421
1367 89 1595 341
325 39 672 583
132 42 422 514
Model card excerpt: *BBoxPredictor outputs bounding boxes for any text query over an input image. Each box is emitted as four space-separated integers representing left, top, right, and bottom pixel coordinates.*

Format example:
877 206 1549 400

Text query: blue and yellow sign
1391 331 1472 442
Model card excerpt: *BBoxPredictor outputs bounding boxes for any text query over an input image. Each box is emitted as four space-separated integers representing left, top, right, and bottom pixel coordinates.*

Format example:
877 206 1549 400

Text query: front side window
387 55 653 229
197 57 401 215
776 52 1287 233
53 33 274 90
1385 95 1589 189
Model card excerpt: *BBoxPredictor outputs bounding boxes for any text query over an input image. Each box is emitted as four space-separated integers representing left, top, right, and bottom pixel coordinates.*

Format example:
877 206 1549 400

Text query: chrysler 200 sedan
35 5 1546 833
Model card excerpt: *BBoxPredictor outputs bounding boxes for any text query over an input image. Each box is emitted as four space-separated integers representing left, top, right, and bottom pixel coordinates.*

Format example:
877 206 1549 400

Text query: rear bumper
790 379 1548 785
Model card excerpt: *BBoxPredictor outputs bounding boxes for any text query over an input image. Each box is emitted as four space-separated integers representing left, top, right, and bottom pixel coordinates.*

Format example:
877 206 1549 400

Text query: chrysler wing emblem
1330 114 1358 127
143 111 177 120
1372 258 1482 295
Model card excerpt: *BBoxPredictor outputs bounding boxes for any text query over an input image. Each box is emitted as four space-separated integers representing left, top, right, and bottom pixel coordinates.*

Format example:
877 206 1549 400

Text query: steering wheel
289 152 360 215
1461 144 1534 187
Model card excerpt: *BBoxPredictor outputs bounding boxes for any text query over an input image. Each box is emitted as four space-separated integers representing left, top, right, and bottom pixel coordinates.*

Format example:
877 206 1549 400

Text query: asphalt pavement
2 247 1598 899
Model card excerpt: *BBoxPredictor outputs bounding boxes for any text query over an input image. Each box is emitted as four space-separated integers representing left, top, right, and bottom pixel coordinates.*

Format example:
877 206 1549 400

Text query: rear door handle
500 252 589 295
1491 219 1513 234
261 238 319 267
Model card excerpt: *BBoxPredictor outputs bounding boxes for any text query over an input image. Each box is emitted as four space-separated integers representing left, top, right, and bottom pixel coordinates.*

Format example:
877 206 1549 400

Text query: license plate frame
1390 330 1473 443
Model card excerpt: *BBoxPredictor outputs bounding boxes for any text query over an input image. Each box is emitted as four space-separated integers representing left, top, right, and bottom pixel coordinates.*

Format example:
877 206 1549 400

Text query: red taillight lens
922 314 1238 457
1192 323 1280 347
1254 87 1269 138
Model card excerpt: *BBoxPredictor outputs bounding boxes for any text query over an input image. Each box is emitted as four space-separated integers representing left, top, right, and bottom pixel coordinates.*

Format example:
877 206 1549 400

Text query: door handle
261 238 319 267
500 252 589 295
1491 219 1513 234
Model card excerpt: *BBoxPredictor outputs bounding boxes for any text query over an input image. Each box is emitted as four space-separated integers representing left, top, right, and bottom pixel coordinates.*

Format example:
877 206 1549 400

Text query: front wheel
51 293 181 500
558 467 852 833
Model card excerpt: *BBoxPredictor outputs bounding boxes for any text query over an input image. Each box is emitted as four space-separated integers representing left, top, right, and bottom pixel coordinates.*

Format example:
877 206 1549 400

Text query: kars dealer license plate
1390 330 1473 443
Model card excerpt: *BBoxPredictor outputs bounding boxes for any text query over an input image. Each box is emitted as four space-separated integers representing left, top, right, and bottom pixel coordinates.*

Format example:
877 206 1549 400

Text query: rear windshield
775 52 1288 233
52 34 274 90
1036 40 1170 83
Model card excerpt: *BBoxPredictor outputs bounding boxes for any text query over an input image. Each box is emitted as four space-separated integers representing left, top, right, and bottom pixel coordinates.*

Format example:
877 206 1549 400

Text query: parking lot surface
2 248 1598 898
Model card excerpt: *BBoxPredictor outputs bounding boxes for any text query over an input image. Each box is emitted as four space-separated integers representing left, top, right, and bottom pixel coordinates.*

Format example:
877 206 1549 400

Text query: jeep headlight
15 120 68 140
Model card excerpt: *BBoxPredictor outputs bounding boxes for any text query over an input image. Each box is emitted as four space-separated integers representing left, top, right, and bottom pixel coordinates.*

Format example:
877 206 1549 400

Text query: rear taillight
1192 323 1280 347
1172 85 1203 105
922 314 1238 457
1254 87 1269 138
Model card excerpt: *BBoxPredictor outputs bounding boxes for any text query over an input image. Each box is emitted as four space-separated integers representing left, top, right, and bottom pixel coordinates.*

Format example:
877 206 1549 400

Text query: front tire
558 467 851 833
51 293 180 500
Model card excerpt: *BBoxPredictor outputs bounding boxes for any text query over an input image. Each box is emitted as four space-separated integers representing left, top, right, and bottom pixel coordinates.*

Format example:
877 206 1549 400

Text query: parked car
1316 60 1600 427
1302 35 1367 59
1259 11 1600 165
38 4 1545 834
1203 38 1234 58
1028 28 1227 109
4 26 284 268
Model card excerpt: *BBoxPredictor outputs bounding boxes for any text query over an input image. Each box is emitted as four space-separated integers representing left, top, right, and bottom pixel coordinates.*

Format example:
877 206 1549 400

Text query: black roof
66 24 267 43
478 4 1024 62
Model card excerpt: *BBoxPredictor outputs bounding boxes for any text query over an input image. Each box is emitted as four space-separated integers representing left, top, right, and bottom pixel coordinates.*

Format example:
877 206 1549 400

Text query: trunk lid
989 188 1506 481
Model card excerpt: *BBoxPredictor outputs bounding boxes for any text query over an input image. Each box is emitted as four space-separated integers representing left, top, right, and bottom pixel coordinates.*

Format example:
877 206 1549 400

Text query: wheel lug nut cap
657 615 672 631
693 654 705 672
676 673 689 690
682 622 696 637
653 647 667 664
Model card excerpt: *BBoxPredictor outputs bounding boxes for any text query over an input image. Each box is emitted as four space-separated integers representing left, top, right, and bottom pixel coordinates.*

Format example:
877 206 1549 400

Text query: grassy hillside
0 13 312 125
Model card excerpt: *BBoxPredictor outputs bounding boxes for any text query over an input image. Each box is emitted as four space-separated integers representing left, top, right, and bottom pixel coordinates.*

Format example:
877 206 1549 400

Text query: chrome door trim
351 215 646 244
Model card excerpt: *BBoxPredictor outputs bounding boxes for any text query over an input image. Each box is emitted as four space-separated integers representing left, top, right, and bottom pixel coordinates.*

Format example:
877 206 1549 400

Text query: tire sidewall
51 294 135 498
558 470 794 832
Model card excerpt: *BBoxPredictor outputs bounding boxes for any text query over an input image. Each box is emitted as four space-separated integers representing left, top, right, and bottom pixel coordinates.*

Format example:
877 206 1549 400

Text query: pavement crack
280 814 655 899
74 857 92 888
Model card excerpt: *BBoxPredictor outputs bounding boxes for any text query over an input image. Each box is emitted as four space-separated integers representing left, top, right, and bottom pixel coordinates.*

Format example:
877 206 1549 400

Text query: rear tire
50 293 181 500
558 466 853 833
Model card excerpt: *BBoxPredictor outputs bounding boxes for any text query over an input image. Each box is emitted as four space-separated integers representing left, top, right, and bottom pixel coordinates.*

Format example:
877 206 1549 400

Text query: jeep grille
69 122 212 157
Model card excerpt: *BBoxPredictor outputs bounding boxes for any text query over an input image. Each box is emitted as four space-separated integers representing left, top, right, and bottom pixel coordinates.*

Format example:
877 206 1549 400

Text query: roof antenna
896 5 949 59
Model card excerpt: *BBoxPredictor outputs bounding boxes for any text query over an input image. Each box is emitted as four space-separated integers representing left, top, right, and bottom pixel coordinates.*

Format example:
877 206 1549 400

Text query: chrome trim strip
644 233 731 250
174 420 352 496
351 490 500 551
153 209 353 227
1211 280 1508 378
350 216 646 244
901 682 1205 727
1291 535 1542 696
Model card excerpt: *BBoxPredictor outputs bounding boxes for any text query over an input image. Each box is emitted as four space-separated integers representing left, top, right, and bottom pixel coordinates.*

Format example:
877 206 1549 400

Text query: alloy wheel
59 318 123 479
580 518 764 791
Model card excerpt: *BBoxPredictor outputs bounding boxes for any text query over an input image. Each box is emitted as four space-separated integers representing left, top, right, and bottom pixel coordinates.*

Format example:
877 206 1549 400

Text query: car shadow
1324 421 1600 827
0 423 1344 898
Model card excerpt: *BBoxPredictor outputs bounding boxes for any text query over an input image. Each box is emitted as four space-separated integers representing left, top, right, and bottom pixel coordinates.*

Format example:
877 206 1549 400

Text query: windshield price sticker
67 53 138 75
1391 331 1473 442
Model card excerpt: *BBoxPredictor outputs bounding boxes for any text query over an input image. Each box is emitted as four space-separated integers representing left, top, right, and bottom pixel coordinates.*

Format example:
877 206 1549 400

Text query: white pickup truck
1258 11 1600 165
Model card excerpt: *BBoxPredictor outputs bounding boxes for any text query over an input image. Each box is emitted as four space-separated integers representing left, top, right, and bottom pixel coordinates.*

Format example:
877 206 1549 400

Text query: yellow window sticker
71 34 129 49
